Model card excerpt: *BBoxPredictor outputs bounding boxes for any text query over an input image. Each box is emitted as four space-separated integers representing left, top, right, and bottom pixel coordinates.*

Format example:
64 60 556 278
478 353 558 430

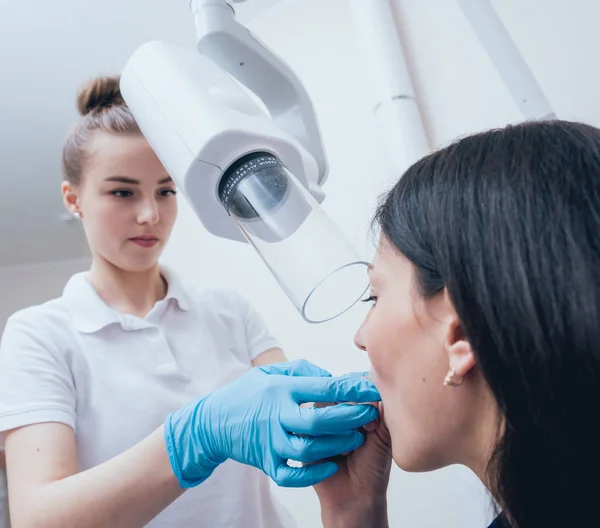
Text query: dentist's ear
62 181 81 218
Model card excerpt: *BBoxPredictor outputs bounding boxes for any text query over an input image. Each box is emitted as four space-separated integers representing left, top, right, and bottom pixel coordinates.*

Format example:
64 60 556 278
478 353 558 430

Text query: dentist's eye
111 189 133 198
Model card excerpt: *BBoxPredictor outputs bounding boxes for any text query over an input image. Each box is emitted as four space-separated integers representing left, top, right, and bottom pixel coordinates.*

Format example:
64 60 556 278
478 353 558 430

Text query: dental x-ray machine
120 0 554 324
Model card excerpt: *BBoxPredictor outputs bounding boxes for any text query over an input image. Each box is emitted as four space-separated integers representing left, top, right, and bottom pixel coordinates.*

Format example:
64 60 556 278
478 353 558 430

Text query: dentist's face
354 237 471 472
63 132 178 272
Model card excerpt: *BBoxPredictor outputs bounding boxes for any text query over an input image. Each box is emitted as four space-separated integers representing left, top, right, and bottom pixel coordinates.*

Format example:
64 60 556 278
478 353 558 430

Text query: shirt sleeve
232 292 280 361
0 310 77 443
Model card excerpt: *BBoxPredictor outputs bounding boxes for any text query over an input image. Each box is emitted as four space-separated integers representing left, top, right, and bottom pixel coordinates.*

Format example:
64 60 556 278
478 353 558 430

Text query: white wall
161 0 600 526
0 258 91 332
0 256 91 528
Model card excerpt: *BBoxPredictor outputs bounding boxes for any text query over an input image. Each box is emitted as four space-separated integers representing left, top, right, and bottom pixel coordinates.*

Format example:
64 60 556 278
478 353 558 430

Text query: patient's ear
439 290 476 382
445 318 476 382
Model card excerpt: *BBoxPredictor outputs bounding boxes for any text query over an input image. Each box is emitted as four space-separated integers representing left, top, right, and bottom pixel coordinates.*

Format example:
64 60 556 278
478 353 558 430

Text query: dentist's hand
164 360 381 488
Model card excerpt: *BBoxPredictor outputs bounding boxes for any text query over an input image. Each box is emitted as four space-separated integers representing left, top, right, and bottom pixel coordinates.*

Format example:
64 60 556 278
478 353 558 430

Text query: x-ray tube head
218 153 307 241
121 40 369 323
219 153 369 323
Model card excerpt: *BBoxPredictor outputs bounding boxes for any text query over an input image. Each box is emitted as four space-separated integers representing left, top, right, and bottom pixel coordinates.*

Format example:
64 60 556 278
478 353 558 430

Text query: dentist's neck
89 257 166 318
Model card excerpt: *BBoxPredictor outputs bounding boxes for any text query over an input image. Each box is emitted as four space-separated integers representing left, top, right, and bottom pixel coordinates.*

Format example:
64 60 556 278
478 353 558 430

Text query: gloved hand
164 360 380 488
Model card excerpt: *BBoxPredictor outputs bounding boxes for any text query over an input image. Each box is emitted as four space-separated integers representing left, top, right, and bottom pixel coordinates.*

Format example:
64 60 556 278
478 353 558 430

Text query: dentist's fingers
291 376 381 404
278 431 365 463
282 402 379 435
258 359 332 378
272 461 338 488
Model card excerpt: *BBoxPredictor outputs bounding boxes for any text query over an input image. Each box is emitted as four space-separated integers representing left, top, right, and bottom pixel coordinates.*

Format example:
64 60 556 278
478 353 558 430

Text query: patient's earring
73 211 81 219
443 366 463 387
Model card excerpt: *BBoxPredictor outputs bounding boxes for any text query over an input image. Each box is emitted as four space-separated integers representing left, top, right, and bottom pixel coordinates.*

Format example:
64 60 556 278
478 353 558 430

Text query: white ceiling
0 0 279 267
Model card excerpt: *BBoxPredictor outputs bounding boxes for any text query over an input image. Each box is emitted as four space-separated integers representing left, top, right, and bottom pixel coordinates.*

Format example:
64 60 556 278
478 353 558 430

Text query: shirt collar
160 265 191 312
63 266 190 334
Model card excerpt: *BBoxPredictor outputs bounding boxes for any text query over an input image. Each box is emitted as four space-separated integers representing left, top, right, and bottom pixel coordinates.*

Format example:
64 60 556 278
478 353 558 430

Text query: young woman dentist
0 76 380 528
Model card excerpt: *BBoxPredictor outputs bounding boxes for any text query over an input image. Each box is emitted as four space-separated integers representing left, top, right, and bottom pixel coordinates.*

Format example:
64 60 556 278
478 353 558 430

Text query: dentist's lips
129 236 158 248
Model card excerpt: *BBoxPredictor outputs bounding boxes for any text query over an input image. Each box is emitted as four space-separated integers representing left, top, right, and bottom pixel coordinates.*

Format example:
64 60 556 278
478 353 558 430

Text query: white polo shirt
0 269 294 528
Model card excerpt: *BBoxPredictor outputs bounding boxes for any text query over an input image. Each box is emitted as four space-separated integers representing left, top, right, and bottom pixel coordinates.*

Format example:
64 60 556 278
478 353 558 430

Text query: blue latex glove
164 360 380 488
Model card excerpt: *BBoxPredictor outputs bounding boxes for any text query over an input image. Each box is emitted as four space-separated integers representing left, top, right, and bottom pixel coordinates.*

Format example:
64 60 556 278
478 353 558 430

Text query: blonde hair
62 75 141 185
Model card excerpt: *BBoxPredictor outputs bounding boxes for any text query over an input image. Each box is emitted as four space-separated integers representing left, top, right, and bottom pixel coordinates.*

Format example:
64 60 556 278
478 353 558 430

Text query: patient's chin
392 445 447 473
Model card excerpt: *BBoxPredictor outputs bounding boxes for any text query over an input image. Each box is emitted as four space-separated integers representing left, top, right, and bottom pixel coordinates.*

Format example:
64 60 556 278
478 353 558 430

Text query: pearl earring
73 211 81 219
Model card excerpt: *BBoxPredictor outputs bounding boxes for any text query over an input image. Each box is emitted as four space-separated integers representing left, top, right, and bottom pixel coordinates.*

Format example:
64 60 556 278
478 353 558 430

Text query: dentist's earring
73 211 81 219
443 366 463 387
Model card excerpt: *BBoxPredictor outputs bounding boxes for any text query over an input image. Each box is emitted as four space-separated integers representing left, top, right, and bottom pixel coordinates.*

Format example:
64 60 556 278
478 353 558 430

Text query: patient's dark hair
375 120 600 527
